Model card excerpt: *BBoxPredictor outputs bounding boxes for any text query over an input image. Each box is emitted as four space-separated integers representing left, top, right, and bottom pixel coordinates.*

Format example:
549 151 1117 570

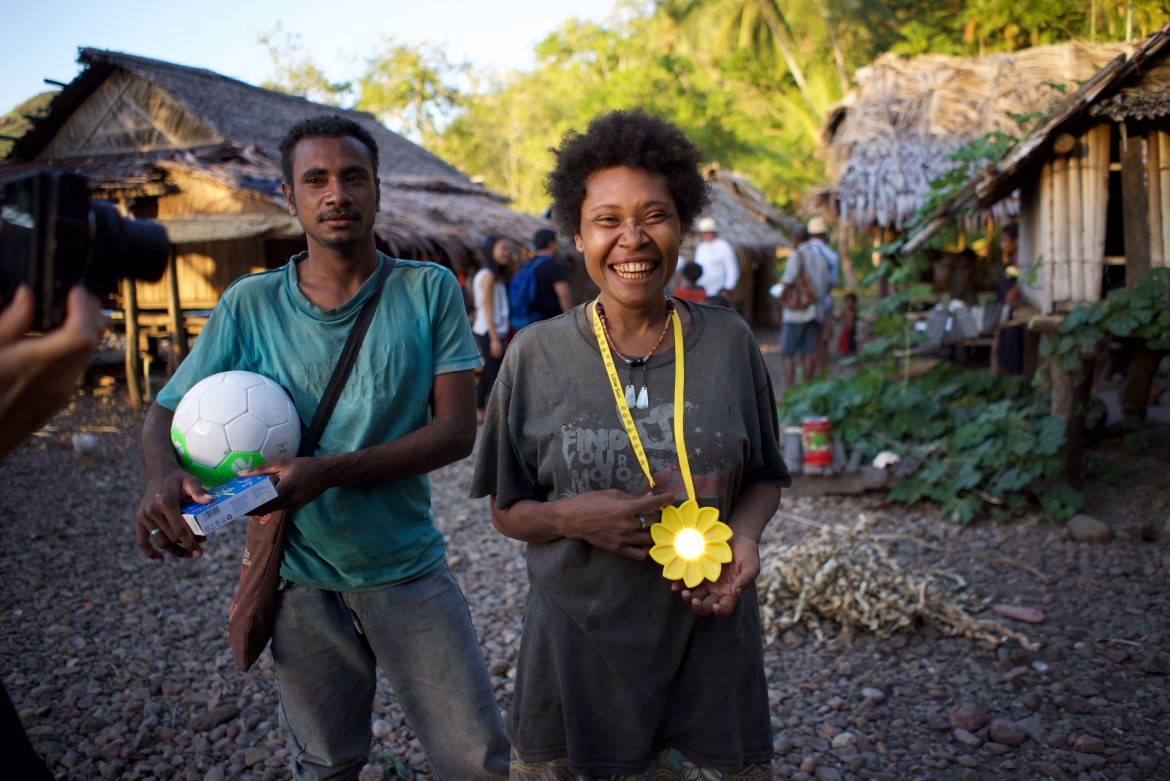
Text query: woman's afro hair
545 108 710 238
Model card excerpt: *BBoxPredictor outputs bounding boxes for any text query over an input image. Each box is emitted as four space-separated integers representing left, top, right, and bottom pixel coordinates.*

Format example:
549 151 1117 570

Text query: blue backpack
508 256 549 330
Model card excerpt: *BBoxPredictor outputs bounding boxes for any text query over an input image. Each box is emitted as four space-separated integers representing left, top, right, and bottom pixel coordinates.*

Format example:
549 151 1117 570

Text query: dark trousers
2 681 55 780
474 331 504 411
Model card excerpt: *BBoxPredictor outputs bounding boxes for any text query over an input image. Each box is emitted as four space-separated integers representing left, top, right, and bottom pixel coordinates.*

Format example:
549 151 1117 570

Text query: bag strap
297 257 395 457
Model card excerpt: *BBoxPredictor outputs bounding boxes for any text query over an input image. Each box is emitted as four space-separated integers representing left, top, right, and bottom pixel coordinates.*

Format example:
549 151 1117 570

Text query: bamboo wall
1153 126 1170 267
135 237 268 310
1023 123 1111 313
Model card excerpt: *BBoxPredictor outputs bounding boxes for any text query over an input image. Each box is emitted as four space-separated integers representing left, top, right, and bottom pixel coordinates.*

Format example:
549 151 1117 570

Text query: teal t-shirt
156 252 482 590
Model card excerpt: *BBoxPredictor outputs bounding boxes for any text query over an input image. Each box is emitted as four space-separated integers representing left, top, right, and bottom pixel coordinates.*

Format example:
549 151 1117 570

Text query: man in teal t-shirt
133 115 507 779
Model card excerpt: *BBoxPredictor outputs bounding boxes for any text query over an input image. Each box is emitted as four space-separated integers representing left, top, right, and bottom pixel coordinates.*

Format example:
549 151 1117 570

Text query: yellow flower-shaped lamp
648 499 733 588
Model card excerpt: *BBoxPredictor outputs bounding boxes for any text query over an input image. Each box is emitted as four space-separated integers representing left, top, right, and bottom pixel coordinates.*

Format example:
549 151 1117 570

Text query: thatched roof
694 165 793 253
815 40 1134 233
3 48 553 269
903 24 1170 254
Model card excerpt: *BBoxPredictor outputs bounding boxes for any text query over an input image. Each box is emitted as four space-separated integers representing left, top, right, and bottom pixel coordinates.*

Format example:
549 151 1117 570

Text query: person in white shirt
693 217 740 300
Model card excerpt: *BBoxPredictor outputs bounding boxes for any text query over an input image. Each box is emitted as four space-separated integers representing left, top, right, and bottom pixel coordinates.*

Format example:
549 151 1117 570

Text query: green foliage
784 359 1078 523
372 750 411 780
1040 267 1170 376
245 0 1169 217
0 91 53 160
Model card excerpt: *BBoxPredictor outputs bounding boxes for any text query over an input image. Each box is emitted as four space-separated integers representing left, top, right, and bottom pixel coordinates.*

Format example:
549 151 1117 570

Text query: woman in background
472 235 513 423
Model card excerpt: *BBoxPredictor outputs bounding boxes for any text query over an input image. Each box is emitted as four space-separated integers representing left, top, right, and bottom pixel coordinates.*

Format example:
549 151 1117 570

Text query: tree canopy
227 1 1170 215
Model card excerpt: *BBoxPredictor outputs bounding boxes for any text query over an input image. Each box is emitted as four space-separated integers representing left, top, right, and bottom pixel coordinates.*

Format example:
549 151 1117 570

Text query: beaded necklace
593 297 674 409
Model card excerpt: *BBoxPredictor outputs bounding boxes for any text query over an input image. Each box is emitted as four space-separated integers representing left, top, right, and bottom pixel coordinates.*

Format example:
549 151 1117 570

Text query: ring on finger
150 528 162 537
638 514 647 530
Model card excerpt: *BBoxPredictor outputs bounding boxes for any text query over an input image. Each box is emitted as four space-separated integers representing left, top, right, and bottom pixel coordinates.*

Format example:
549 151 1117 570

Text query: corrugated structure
1 48 556 310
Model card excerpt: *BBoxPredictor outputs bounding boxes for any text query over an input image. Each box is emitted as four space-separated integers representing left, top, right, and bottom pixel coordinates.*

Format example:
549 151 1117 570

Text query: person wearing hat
692 216 740 301
805 216 839 375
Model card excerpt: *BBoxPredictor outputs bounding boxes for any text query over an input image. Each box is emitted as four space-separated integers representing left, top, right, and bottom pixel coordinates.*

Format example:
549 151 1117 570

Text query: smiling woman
470 108 792 780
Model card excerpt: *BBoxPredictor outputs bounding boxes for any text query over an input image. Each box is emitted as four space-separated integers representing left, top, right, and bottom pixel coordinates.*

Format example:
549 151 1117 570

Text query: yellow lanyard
591 299 696 501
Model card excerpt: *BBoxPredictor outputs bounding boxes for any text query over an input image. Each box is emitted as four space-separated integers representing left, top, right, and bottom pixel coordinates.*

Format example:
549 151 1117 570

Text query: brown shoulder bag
227 258 394 671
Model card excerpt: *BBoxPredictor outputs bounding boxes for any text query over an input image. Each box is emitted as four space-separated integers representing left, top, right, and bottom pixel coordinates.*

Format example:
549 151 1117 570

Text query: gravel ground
2 355 1169 781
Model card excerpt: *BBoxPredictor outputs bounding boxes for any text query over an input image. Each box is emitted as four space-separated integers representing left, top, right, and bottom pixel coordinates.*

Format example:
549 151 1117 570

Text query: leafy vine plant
1041 267 1170 377
781 130 1097 524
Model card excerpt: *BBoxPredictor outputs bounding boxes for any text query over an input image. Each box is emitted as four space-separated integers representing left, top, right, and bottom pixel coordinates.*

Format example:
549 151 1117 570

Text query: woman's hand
672 534 761 617
491 489 676 561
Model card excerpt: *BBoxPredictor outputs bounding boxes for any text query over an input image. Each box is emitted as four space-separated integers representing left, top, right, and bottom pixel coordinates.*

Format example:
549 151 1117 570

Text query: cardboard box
180 474 277 536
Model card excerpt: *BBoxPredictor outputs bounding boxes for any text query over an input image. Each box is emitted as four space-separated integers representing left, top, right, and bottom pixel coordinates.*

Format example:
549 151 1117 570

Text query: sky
2 0 622 115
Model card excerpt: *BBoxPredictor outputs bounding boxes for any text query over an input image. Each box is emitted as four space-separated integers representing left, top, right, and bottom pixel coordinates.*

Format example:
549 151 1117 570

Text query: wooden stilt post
123 278 143 407
1050 355 1094 486
165 246 187 375
1120 121 1154 418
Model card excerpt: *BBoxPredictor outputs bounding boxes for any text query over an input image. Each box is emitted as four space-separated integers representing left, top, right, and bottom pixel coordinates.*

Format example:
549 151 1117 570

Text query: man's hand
671 535 761 617
241 456 334 514
134 463 213 562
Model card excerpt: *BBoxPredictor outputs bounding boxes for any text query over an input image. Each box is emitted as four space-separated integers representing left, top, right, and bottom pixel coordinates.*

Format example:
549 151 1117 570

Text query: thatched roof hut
681 166 793 324
814 41 1134 234
2 48 553 276
903 24 1170 314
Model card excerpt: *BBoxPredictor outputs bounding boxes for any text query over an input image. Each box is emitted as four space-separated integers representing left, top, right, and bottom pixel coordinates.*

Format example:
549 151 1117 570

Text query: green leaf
1040 483 1085 521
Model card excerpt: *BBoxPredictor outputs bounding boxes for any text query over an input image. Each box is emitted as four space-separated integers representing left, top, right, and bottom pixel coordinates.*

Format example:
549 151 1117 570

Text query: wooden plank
1155 129 1165 266
1120 122 1151 289
164 247 188 376
122 278 143 407
1081 124 1110 301
1039 159 1056 314
1053 155 1072 302
1019 180 1040 310
1149 126 1164 268
1068 142 1086 302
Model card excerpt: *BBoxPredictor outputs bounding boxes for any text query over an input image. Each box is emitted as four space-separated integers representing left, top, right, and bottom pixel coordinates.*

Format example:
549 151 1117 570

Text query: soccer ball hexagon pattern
171 371 301 487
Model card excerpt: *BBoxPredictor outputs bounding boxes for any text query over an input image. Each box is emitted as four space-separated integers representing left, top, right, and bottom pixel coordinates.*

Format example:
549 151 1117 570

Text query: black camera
0 169 170 332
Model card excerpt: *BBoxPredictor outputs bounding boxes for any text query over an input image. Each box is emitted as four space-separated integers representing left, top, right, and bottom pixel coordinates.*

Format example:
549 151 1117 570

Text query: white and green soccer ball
170 371 301 488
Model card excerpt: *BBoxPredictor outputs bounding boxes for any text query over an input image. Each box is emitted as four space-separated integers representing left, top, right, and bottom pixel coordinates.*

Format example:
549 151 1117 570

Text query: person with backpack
779 225 830 396
508 228 571 331
805 216 840 376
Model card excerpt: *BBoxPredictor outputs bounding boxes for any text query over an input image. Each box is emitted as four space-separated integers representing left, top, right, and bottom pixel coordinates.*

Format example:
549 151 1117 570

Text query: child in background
673 261 707 302
837 292 858 357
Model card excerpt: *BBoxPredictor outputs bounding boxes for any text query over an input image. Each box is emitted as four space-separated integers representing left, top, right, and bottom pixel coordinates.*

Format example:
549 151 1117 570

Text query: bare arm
242 369 477 511
553 280 572 315
136 370 477 561
489 489 677 561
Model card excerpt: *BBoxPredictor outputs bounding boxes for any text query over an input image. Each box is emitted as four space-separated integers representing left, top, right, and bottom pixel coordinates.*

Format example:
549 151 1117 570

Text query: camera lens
87 201 169 293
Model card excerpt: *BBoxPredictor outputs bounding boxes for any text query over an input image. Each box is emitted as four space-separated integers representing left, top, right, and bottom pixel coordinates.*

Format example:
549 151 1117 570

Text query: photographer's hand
0 284 106 461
